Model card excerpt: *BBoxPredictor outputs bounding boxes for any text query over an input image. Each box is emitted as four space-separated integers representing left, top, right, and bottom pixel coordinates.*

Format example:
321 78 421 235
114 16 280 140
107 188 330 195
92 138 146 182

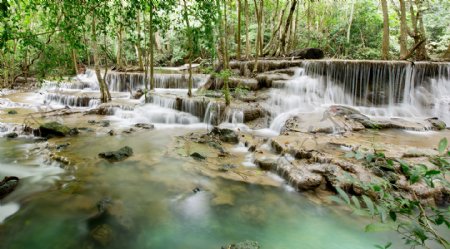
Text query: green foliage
332 138 450 248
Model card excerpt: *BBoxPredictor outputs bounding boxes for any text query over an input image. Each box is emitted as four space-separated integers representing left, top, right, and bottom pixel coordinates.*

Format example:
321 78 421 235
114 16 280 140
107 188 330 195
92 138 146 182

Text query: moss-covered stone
36 122 72 138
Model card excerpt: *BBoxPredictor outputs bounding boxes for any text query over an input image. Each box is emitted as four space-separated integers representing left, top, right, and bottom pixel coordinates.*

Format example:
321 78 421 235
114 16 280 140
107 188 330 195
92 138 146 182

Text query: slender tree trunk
92 14 109 103
245 0 250 59
223 0 231 106
346 0 354 44
117 25 123 69
381 0 390 60
409 0 428 60
72 49 78 74
399 0 408 58
280 0 297 56
236 0 241 60
253 0 262 72
443 42 450 60
136 11 144 71
182 0 193 97
149 3 155 90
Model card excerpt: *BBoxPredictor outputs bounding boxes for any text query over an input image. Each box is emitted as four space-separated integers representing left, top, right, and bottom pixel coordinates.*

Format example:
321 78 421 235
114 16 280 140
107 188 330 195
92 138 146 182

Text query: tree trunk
346 0 354 44
381 0 390 60
409 0 428 60
136 11 144 71
92 14 109 103
149 4 155 90
253 0 262 72
236 0 241 60
117 25 123 69
72 49 78 74
280 0 297 56
182 0 193 97
399 0 408 58
223 0 231 106
245 0 250 59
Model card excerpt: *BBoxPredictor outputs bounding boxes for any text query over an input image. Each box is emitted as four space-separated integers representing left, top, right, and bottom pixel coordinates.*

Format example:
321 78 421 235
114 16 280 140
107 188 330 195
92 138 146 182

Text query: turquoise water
0 131 403 249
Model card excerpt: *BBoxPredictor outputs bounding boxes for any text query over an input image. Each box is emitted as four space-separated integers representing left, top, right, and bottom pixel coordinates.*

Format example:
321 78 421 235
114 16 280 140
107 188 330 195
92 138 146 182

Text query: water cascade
266 61 450 132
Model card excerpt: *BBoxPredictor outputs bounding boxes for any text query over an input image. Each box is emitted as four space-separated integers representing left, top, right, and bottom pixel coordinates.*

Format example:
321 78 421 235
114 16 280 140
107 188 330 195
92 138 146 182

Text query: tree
381 0 390 59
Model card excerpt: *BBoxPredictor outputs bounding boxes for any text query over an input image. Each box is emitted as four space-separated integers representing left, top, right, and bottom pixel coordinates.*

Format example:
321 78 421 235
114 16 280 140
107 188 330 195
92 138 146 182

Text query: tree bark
280 0 297 56
117 25 123 69
149 3 155 90
91 14 109 103
72 49 78 74
381 0 390 60
182 0 193 97
253 0 262 72
136 11 144 71
399 0 408 58
236 0 241 60
244 0 250 59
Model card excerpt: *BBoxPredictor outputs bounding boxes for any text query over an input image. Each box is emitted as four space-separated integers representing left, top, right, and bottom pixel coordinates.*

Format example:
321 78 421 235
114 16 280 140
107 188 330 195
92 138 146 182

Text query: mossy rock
99 146 134 162
221 240 260 249
36 122 72 138
7 110 18 115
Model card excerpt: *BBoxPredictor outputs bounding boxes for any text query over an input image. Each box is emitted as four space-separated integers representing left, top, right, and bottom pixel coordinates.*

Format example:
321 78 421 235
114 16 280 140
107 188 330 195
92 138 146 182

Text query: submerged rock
6 132 18 139
0 176 19 199
35 121 73 138
99 146 133 162
210 127 239 144
190 152 206 160
218 164 236 172
7 110 18 115
221 240 261 249
134 123 155 130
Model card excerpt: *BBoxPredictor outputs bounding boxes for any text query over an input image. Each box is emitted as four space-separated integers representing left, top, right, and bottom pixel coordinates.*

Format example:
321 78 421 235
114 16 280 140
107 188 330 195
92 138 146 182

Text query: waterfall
267 61 450 132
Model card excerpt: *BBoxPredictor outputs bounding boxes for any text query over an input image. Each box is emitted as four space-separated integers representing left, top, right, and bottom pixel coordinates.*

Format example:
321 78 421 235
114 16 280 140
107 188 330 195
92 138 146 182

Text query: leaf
385 242 392 248
409 174 420 184
425 170 440 177
363 195 375 215
389 211 397 222
352 196 361 209
336 187 350 204
365 222 395 232
328 196 345 205
438 138 448 154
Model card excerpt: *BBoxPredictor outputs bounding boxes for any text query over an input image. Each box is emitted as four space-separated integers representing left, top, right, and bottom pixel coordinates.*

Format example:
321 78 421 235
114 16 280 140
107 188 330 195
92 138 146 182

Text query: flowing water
1 60 449 248
0 130 403 249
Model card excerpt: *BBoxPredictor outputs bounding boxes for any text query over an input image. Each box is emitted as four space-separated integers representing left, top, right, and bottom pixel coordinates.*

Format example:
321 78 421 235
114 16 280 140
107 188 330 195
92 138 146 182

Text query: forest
0 1 449 249
1 0 450 89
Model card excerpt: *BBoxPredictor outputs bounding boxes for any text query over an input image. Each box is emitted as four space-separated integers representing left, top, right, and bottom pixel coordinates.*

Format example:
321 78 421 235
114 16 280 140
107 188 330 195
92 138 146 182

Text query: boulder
221 240 261 249
6 132 18 139
99 146 133 162
255 158 277 171
288 48 324 59
35 122 74 138
427 117 447 130
210 127 239 144
133 89 144 99
0 176 19 199
7 110 18 115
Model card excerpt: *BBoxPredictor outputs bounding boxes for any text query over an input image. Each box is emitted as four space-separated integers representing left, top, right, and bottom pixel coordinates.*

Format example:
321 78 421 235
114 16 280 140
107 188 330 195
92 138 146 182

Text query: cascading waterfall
268 61 450 132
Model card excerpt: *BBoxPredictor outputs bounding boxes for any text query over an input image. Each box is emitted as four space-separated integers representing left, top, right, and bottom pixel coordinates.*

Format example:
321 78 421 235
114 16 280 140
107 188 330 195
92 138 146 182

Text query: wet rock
6 132 18 139
288 48 324 59
99 146 133 162
90 224 113 247
35 121 72 138
221 240 261 249
134 123 155 130
0 176 19 199
122 128 135 134
255 158 277 171
7 110 18 115
218 164 236 172
190 152 206 160
427 117 447 130
56 143 70 150
108 130 115 136
192 187 201 193
133 89 144 99
210 127 239 144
